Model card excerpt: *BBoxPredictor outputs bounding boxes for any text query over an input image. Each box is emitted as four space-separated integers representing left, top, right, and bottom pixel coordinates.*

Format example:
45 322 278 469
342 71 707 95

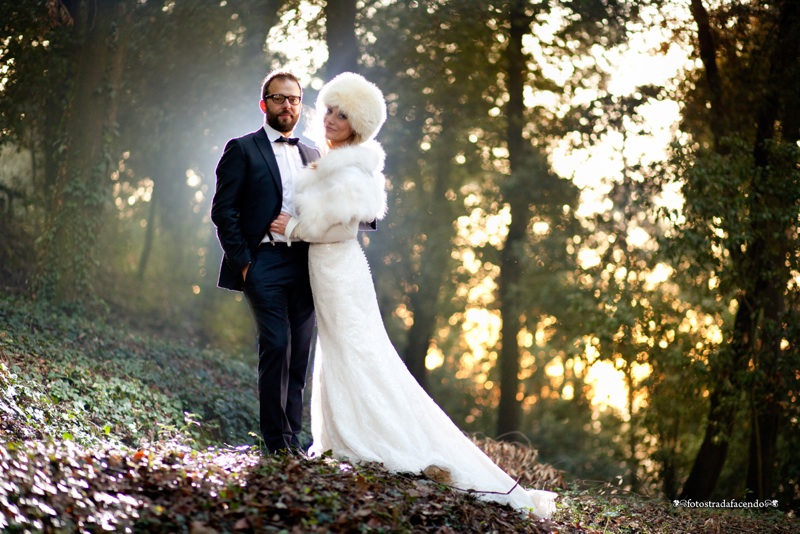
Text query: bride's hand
270 212 291 235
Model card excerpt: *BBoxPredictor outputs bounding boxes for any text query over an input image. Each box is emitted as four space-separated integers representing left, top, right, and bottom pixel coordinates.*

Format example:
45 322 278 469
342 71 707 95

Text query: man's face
261 78 302 134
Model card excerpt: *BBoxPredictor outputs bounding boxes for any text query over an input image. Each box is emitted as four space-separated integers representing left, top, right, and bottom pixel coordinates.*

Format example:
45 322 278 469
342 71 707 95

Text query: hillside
0 295 796 532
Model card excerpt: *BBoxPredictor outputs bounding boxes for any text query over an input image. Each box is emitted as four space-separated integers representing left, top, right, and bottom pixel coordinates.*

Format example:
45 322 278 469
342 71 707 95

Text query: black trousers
243 242 315 453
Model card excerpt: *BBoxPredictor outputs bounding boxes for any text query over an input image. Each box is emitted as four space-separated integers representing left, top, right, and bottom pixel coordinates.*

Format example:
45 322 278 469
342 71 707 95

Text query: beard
267 111 299 134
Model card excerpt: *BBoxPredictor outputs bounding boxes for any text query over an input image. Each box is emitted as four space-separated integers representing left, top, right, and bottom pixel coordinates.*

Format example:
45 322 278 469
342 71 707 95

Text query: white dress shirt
261 123 304 244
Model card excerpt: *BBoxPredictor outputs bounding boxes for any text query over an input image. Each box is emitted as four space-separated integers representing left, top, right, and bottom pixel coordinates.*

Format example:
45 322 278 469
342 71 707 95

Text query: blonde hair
326 131 362 149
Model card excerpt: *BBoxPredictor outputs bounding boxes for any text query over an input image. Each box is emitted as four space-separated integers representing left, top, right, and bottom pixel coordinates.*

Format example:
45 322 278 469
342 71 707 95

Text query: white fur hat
317 72 387 142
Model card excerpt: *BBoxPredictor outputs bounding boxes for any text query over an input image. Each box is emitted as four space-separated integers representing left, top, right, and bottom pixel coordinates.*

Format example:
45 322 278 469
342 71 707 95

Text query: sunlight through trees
1 0 798 509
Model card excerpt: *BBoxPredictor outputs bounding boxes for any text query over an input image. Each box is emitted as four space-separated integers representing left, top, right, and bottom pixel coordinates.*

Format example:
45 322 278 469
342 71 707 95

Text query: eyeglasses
264 94 302 106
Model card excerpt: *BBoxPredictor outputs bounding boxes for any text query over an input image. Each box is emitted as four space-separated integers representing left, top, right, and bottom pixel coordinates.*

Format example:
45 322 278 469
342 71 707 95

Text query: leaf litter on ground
0 438 565 533
1 437 797 533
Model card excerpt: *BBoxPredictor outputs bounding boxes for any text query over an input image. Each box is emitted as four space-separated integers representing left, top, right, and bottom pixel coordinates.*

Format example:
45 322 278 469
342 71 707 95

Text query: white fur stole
294 140 387 237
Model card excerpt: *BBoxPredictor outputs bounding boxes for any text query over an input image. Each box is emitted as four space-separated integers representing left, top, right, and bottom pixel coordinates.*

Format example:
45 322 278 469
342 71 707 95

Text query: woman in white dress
269 72 556 519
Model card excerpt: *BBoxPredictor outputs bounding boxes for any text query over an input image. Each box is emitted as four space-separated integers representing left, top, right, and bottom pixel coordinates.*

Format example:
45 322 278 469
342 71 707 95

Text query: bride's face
324 106 356 147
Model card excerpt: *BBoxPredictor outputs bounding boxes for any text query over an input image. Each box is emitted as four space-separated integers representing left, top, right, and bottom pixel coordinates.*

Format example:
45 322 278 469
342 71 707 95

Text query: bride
269 72 556 519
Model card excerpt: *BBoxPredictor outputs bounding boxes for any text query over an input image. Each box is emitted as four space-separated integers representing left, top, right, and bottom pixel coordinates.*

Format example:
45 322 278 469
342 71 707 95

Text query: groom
211 70 319 454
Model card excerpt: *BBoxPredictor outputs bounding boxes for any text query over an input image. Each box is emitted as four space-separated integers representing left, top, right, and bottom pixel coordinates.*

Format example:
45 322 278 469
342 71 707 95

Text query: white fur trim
317 73 387 141
293 141 387 238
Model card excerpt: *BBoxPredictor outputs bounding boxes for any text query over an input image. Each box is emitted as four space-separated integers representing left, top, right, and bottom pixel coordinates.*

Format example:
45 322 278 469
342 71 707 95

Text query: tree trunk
137 179 158 281
402 264 442 390
35 0 133 304
689 0 726 142
744 0 798 500
496 0 530 439
400 117 458 390
680 0 744 499
681 0 798 501
625 363 640 493
325 0 358 79
239 0 285 80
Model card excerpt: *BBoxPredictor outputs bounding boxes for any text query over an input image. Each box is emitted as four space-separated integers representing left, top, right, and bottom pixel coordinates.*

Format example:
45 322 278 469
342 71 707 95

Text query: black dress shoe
289 446 309 459
260 445 290 457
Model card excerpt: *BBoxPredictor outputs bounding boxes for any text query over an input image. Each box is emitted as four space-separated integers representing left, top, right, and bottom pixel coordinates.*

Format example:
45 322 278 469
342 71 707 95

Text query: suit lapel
297 143 316 166
253 128 282 194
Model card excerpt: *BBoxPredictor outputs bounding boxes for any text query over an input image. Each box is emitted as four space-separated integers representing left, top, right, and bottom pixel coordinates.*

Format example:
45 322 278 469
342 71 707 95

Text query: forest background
0 0 798 513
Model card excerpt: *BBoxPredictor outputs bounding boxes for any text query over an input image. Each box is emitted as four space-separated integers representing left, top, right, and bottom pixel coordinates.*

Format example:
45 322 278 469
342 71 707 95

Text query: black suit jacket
211 128 320 291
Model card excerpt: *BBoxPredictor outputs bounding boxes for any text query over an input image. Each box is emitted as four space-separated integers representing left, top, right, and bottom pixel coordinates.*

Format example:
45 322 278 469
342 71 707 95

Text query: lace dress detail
307 239 556 518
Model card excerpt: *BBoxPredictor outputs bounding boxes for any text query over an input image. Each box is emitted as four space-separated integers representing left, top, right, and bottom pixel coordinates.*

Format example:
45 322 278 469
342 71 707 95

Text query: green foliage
555 484 796 534
651 0 800 503
527 399 629 488
0 294 258 447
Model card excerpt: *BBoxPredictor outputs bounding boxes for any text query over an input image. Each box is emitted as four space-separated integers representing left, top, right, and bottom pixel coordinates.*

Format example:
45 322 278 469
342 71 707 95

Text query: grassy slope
0 295 797 533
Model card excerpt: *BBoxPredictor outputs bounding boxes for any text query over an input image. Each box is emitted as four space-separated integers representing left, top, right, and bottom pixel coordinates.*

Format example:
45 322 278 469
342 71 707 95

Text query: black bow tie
275 136 299 145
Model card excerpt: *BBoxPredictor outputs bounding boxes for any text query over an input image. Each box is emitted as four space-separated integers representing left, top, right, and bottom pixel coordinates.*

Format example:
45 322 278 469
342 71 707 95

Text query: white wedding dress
286 141 555 518
306 240 556 518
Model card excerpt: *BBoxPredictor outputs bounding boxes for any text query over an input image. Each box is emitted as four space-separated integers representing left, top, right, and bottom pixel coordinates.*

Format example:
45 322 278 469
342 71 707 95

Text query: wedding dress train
307 239 556 519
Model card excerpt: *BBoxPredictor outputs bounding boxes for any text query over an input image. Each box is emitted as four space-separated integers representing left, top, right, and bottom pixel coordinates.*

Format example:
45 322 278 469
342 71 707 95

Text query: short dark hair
261 70 302 100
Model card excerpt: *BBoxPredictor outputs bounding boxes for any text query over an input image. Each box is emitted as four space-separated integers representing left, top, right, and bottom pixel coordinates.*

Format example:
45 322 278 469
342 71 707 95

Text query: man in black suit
211 70 319 454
